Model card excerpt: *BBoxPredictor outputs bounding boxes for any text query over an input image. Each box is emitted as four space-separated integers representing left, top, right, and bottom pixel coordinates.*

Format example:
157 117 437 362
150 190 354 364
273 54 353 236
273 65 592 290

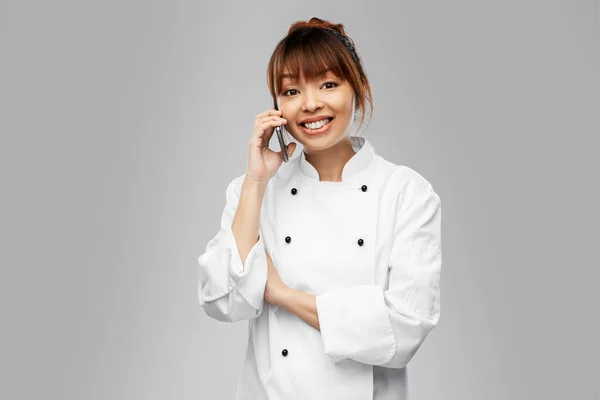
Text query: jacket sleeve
315 170 442 368
196 175 268 323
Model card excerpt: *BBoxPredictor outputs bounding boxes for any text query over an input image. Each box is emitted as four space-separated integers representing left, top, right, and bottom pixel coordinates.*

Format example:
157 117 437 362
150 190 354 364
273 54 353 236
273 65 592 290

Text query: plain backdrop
2 1 599 399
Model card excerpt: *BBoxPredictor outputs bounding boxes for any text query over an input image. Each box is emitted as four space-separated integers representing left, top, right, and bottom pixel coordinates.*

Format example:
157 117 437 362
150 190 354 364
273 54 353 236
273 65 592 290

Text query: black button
361 185 368 192
285 236 291 243
357 238 364 246
291 188 297 195
282 349 288 356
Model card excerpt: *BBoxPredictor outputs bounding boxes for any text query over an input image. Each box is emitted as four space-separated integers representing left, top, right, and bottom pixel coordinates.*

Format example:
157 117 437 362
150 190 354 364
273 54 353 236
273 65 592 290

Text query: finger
253 120 284 144
259 116 286 125
277 141 296 158
286 142 296 157
254 116 286 131
262 120 287 141
255 109 282 122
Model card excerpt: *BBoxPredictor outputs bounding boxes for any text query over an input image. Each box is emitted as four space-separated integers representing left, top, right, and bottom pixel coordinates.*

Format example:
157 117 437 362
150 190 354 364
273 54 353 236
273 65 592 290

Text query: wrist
243 176 268 189
242 177 268 197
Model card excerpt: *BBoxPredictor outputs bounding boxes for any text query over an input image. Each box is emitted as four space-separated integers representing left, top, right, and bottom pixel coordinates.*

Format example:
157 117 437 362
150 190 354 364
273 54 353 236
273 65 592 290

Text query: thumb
286 142 297 157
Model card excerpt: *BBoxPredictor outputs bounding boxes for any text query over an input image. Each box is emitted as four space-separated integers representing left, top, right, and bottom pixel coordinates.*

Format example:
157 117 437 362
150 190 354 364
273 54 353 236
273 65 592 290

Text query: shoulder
374 156 440 207
391 165 435 193
221 173 247 206
226 173 247 192
372 153 435 191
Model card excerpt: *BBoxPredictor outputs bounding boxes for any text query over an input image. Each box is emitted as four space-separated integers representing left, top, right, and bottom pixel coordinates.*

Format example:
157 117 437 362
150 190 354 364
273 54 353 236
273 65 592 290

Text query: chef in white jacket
197 18 442 400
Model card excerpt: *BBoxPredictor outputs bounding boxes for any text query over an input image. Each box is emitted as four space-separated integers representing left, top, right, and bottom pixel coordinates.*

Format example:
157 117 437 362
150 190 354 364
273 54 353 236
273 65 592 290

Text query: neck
304 137 356 182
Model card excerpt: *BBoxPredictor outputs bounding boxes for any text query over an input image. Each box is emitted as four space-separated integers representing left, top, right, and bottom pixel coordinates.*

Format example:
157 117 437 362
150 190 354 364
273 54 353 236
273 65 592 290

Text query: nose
301 87 323 113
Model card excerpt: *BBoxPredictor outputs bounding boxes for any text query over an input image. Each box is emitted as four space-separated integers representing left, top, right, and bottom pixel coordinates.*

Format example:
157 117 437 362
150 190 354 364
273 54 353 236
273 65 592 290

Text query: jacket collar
298 136 375 182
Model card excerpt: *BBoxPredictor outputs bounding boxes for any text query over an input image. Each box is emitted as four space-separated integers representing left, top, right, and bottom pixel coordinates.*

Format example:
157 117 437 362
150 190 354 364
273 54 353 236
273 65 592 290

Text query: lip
298 115 333 125
299 117 334 136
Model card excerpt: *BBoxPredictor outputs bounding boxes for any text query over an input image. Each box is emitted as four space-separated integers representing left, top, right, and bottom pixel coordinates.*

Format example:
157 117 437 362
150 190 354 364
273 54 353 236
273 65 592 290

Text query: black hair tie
327 29 361 69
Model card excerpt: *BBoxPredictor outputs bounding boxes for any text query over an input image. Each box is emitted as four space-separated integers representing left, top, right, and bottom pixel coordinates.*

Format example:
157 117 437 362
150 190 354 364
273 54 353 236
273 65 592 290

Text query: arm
314 170 442 368
277 288 320 331
263 249 321 330
232 178 268 270
196 175 269 323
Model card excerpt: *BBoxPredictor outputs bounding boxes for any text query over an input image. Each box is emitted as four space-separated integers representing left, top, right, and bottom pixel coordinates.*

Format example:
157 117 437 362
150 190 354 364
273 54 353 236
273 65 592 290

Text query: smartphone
273 102 289 162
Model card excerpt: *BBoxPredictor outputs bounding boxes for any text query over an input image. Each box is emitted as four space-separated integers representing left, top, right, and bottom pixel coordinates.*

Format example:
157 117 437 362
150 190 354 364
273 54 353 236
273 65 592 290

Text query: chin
301 134 349 152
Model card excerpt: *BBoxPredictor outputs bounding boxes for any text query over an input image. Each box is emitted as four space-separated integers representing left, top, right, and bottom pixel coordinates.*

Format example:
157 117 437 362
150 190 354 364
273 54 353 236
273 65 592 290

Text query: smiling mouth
300 118 333 130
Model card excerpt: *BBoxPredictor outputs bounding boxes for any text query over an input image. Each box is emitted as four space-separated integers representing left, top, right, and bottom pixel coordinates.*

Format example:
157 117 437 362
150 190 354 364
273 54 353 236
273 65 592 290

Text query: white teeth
303 118 331 130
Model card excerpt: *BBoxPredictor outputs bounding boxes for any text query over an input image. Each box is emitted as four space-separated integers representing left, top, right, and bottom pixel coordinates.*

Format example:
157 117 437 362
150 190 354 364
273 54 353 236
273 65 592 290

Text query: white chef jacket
197 136 442 400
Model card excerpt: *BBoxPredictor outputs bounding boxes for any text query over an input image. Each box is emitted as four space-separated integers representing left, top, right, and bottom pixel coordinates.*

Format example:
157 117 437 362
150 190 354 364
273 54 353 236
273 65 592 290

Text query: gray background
2 1 599 399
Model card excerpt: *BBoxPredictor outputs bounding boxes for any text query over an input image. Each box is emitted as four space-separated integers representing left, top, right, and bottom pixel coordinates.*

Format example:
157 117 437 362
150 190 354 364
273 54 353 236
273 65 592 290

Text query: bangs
270 30 352 96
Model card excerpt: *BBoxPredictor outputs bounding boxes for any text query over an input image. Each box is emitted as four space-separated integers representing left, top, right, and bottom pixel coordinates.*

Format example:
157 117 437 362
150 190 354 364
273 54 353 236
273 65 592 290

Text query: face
277 69 358 151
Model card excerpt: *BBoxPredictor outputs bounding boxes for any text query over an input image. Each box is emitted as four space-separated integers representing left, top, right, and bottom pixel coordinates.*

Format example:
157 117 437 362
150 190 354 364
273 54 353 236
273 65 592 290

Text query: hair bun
288 17 347 37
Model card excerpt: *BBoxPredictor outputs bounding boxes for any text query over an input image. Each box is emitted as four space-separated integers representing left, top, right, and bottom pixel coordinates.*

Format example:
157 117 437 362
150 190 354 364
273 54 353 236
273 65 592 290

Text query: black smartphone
273 102 289 162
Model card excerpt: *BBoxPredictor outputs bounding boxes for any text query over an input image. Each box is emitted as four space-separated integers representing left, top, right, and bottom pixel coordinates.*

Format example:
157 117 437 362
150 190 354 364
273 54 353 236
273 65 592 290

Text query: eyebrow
281 68 331 80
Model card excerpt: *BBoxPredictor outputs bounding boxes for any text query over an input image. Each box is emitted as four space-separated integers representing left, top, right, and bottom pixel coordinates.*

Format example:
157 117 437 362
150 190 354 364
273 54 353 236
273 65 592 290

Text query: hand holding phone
246 108 296 184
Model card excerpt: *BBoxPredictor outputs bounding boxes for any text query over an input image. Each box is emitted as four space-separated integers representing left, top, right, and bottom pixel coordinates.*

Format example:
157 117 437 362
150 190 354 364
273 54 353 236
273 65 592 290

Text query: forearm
231 178 267 270
278 288 320 331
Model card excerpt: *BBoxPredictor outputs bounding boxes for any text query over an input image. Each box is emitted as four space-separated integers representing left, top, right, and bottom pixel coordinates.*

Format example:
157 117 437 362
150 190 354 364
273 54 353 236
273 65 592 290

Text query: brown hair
266 17 373 137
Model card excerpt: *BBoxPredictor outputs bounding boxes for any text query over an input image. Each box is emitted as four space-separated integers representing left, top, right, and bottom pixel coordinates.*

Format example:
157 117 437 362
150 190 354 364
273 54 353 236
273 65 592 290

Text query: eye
282 81 338 97
282 88 298 97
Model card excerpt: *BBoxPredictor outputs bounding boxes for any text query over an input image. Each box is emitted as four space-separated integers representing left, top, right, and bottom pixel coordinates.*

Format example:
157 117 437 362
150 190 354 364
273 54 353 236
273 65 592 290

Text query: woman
197 17 442 400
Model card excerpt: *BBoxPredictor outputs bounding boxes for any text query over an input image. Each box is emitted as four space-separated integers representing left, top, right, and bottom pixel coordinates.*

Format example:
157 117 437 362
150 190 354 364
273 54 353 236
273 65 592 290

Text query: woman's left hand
264 251 289 306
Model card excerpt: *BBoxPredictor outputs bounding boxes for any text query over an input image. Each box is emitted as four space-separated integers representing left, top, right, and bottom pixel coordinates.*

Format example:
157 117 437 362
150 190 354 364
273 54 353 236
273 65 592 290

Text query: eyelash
282 81 338 97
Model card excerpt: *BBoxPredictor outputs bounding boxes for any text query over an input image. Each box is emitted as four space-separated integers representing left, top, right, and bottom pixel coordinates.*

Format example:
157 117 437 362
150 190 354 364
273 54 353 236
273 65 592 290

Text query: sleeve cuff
316 285 396 365
224 226 268 310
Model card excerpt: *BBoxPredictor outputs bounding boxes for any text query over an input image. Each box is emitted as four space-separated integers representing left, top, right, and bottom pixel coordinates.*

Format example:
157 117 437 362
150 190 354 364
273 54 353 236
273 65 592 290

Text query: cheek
332 92 355 113
335 99 355 120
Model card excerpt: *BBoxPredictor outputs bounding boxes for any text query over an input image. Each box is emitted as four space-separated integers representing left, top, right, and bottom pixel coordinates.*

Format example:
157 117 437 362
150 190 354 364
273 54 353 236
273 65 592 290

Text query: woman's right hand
246 109 297 184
